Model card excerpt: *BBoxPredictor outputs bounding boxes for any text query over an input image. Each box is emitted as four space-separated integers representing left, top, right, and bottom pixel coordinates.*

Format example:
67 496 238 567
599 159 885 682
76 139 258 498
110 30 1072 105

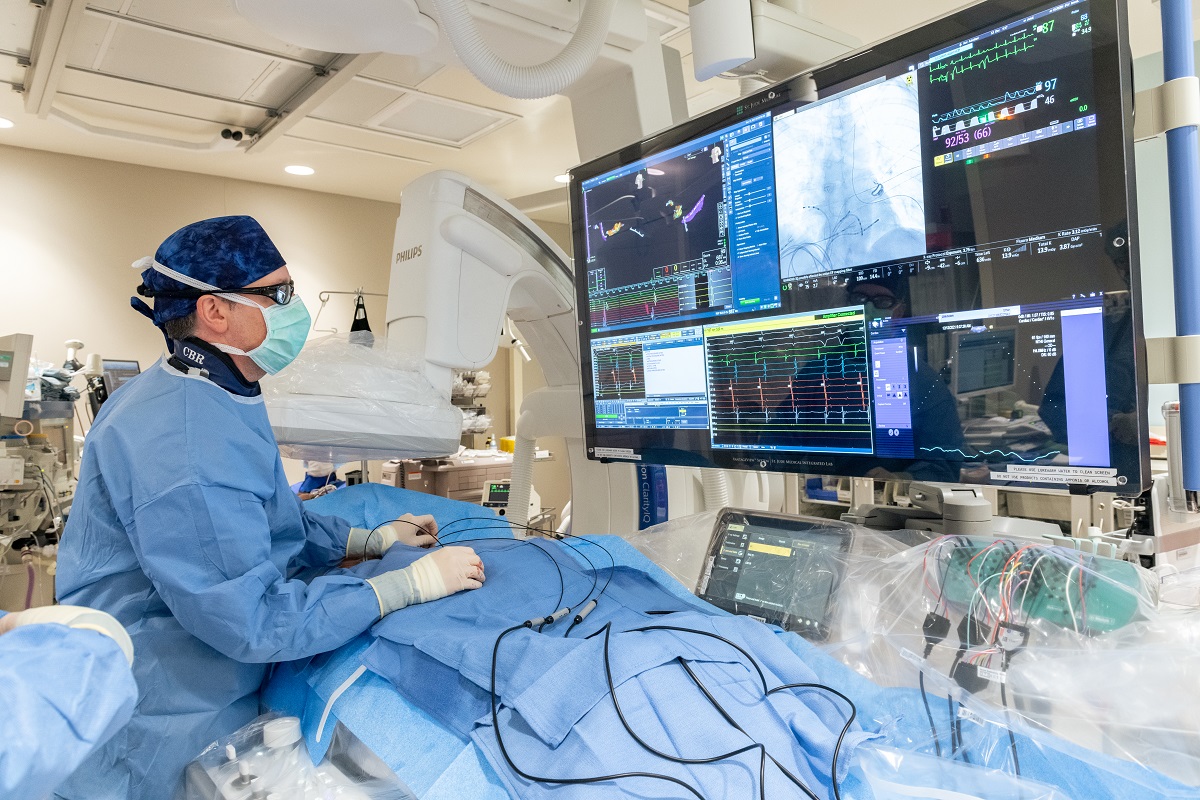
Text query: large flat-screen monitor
570 0 1147 492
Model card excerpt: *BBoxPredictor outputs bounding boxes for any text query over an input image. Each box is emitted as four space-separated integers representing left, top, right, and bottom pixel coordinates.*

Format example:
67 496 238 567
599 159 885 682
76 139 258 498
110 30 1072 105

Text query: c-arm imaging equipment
382 170 641 534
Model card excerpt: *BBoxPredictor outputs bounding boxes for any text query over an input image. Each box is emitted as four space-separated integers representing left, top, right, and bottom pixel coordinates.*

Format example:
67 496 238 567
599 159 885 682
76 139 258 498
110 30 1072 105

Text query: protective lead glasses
848 292 898 310
232 281 296 306
138 280 296 305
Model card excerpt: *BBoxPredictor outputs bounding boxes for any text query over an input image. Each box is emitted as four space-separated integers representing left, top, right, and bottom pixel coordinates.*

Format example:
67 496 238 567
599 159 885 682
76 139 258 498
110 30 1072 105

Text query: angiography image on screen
773 74 926 279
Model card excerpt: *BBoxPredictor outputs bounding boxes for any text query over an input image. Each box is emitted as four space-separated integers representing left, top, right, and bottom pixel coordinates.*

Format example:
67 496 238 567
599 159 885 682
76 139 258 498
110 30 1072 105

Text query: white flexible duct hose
429 0 619 99
508 430 536 532
701 469 731 512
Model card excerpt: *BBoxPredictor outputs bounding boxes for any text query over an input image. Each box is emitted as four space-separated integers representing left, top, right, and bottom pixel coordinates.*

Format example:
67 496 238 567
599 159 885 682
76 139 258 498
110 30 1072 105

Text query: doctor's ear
194 295 235 336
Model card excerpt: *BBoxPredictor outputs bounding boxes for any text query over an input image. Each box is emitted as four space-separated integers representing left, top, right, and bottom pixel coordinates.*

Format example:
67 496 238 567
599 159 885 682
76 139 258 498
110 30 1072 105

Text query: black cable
489 623 709 800
367 515 573 617
598 623 815 800
677 658 818 800
432 527 581 612
367 513 619 637
1000 679 1021 776
441 515 616 602
767 681 856 800
365 509 618 615
435 517 615 613
919 672 942 757
947 696 960 760
628 624 854 800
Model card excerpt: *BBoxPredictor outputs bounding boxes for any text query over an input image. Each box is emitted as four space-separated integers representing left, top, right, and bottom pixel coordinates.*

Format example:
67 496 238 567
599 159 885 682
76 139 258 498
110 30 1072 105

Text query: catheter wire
428 514 617 610
373 515 616 619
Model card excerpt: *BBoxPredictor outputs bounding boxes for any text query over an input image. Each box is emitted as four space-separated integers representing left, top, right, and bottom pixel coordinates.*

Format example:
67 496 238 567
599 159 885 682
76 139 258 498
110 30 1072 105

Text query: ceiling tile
75 21 311 106
360 54 443 88
371 95 509 146
0 0 38 56
311 81 401 127
65 16 114 72
123 0 331 64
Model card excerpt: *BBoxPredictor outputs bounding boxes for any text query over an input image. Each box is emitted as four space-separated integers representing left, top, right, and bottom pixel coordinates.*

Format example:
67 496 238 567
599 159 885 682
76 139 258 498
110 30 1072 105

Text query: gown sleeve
0 621 136 797
128 482 382 663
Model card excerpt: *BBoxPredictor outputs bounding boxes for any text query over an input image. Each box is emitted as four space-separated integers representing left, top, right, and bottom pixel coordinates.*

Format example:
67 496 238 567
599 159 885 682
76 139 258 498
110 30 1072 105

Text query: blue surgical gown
54 359 382 800
0 618 137 799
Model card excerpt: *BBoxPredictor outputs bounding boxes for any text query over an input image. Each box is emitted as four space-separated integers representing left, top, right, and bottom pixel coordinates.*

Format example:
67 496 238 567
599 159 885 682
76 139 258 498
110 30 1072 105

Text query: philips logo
182 347 205 364
395 245 423 263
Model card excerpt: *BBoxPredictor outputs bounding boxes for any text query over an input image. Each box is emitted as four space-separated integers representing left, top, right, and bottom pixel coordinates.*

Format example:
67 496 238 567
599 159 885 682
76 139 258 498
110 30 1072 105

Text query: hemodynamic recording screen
577 0 1143 488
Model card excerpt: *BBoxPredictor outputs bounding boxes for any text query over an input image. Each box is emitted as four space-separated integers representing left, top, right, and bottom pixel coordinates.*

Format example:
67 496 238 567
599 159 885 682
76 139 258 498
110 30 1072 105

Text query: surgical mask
864 301 892 322
213 294 311 375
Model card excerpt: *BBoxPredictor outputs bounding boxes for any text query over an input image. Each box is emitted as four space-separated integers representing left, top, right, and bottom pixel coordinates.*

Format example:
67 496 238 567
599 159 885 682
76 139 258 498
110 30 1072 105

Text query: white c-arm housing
385 170 639 535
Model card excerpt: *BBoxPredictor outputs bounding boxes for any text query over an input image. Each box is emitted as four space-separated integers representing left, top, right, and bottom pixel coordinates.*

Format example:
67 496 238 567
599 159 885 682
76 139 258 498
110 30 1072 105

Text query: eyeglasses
848 291 898 310
233 281 296 306
138 280 296 306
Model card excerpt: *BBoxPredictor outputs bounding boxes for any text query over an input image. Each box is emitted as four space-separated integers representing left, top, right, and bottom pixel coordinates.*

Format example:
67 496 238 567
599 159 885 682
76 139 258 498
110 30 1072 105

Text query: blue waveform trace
931 84 1044 125
920 446 1062 462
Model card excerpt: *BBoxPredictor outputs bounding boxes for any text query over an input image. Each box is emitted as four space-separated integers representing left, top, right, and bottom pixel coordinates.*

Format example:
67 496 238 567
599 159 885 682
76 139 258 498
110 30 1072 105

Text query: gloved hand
0 605 134 665
347 514 439 558
366 546 485 616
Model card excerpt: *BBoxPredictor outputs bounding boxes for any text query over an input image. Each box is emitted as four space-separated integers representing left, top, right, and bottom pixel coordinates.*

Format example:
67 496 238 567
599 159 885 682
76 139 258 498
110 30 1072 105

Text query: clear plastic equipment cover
263 334 462 463
828 533 1199 789
627 513 1200 795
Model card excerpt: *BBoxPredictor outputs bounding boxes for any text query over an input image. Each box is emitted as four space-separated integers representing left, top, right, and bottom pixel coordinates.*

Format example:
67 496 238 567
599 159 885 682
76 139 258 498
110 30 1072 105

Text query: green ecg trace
929 31 1039 84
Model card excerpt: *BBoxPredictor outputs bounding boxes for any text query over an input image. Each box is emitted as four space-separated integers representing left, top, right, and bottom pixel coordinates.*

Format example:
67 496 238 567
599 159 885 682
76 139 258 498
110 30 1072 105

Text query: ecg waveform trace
589 283 681 329
920 446 1062 463
929 30 1039 84
706 317 873 452
593 344 646 400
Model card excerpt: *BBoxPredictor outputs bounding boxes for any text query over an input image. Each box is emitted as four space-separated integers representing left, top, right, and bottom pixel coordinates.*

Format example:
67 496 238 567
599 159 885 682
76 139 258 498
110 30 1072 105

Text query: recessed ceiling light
647 168 664 176
0 117 13 129
554 174 570 184
284 165 315 176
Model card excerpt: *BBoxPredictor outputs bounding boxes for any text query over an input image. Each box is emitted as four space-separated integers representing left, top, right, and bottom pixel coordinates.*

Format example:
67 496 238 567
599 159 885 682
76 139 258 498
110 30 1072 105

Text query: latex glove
0 605 134 665
347 514 438 558
366 546 485 616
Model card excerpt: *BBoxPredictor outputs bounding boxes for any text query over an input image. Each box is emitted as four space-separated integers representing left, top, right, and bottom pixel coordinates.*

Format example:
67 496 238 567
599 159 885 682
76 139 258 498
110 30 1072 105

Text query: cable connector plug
573 599 598 625
996 622 1028 654
957 612 987 648
951 660 989 694
922 612 951 655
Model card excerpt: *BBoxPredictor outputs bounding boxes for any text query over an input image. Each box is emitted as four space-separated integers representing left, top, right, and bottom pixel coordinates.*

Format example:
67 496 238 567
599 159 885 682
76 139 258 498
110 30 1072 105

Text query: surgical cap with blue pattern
130 215 286 328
